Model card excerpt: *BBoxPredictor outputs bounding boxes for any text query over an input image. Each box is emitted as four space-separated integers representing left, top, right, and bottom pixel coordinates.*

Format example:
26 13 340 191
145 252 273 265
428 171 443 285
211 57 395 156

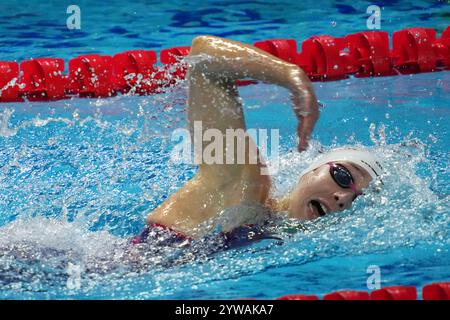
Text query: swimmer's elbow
191 35 218 54
192 35 210 46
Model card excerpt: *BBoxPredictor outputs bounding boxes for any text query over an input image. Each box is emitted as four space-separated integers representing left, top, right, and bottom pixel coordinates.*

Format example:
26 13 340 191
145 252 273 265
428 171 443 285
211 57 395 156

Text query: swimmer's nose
332 191 354 212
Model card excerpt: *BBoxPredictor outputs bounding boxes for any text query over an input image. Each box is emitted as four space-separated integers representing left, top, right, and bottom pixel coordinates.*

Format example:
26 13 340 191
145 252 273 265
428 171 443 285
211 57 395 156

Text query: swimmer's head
287 148 384 220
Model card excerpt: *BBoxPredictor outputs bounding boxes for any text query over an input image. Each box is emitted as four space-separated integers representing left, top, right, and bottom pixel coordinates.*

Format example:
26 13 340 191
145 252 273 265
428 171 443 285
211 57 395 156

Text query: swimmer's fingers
291 91 319 152
297 111 319 152
287 66 319 152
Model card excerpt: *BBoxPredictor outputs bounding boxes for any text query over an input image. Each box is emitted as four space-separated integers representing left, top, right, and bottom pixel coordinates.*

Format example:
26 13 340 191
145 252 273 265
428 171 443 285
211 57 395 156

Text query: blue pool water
0 1 449 299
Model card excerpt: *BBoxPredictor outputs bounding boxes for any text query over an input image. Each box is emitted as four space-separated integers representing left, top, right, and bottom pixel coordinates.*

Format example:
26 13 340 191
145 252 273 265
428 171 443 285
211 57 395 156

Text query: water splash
0 108 18 137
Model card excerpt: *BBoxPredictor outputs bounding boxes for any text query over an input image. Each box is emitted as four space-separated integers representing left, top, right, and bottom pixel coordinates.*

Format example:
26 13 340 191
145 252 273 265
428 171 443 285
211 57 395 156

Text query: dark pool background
0 0 449 299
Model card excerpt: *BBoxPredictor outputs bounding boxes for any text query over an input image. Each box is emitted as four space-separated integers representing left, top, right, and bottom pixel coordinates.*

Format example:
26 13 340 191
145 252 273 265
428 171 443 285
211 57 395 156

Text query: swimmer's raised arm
189 35 319 151
147 37 319 236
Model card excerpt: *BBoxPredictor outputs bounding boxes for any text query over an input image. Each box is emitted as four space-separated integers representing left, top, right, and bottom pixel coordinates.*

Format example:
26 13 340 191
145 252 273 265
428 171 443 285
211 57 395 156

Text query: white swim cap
301 147 384 182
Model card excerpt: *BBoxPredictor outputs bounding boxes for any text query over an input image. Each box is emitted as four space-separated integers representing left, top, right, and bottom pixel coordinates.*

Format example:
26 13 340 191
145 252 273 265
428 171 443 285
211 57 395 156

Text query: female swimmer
135 36 383 245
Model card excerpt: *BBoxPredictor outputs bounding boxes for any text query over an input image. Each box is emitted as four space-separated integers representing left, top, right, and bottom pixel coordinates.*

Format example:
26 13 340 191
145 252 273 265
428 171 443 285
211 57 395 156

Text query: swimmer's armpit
188 35 319 151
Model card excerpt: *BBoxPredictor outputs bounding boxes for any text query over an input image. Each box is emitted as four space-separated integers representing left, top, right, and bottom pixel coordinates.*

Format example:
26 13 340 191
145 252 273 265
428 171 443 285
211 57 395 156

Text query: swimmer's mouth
310 200 328 217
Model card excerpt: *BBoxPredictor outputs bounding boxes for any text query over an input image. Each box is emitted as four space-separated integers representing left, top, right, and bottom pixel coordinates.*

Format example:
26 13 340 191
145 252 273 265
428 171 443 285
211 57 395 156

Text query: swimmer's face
288 161 372 220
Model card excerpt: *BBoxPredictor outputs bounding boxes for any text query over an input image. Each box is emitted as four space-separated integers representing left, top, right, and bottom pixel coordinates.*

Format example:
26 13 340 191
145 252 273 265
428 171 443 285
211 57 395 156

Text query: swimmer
139 36 384 244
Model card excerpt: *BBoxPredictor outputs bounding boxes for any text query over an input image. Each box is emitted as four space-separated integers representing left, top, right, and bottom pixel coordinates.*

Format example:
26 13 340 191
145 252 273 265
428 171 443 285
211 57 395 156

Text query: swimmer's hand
287 66 320 152
188 36 319 152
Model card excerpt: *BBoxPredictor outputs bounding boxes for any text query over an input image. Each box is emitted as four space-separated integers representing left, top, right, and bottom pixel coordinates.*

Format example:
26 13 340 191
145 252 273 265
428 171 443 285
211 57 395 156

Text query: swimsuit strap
148 222 193 240
132 222 192 245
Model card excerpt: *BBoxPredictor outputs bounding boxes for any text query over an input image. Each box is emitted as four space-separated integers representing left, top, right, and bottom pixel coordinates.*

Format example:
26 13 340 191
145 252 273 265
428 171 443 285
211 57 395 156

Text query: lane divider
112 50 159 95
269 282 450 300
276 294 320 300
370 285 417 300
392 28 438 74
0 26 449 102
67 54 114 98
422 282 450 300
0 61 21 102
345 31 394 77
20 58 66 101
324 290 370 300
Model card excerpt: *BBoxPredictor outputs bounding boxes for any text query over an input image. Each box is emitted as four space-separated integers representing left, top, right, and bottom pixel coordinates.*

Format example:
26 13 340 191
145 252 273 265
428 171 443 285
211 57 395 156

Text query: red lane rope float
160 46 191 64
112 50 159 94
254 38 299 64
269 282 450 300
391 27 438 74
160 46 191 86
275 294 320 300
370 285 418 300
323 290 370 300
297 35 350 81
345 31 395 77
0 61 21 102
422 282 450 300
20 58 66 101
434 26 450 68
0 26 449 102
67 54 114 98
